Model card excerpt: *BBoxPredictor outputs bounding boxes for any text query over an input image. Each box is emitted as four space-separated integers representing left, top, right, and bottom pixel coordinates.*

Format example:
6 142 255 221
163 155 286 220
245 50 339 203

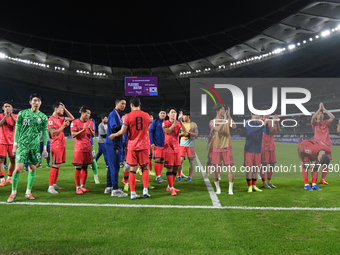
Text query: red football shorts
261 150 277 164
154 146 165 160
164 153 181 168
51 146 66 164
72 151 93 166
211 150 234 165
244 151 261 167
127 149 149 167
0 144 14 158
180 146 196 159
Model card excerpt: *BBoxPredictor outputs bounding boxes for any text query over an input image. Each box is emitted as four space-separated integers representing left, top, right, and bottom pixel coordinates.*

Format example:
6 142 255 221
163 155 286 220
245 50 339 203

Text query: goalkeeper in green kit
7 93 48 203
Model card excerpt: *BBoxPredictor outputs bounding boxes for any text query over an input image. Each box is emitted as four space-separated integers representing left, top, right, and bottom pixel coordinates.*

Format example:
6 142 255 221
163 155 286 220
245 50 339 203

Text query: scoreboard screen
124 76 158 96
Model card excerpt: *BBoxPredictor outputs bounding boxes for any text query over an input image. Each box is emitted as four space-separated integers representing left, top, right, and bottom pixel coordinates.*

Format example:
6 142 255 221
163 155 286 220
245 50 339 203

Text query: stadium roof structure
0 0 340 99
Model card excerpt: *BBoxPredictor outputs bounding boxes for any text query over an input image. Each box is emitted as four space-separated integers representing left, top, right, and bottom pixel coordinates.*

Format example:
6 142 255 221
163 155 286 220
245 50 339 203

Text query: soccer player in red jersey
298 139 331 191
0 101 17 186
47 102 74 194
162 107 187 196
311 102 334 185
261 109 280 189
71 106 95 194
109 97 151 200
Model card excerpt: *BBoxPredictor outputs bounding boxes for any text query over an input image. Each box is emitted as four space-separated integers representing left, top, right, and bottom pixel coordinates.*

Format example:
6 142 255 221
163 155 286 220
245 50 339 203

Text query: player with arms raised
0 101 17 186
7 93 48 202
298 139 331 191
109 97 151 200
47 102 74 194
71 106 95 194
210 105 236 195
311 102 335 185
261 108 280 189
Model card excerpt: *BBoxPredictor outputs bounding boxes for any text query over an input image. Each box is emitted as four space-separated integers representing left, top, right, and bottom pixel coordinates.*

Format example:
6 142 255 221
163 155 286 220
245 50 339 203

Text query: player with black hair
110 96 151 200
298 139 331 191
47 102 74 194
162 107 187 196
105 97 127 197
71 106 95 194
311 102 335 185
149 109 167 183
7 93 48 202
0 100 17 186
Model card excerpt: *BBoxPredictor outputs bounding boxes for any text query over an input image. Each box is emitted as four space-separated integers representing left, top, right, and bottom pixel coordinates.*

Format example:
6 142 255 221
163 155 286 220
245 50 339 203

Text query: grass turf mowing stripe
2 202 340 211
195 153 222 207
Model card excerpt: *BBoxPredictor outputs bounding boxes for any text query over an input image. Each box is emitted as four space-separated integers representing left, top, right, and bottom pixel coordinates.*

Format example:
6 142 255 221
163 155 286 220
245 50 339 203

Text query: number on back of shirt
136 117 143 131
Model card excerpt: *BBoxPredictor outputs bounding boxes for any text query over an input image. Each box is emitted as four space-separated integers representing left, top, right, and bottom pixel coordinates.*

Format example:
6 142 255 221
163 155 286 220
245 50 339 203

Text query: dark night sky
0 1 310 45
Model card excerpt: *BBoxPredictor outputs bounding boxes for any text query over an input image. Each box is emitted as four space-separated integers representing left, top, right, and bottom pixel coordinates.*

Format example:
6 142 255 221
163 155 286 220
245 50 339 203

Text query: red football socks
81 168 88 186
123 172 129 184
49 167 58 186
75 168 81 187
154 162 163 176
142 169 149 188
166 172 174 188
129 171 136 192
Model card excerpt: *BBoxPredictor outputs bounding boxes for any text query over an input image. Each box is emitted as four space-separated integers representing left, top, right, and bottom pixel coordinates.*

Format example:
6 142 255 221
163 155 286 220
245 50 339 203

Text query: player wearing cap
298 139 331 191
47 102 74 194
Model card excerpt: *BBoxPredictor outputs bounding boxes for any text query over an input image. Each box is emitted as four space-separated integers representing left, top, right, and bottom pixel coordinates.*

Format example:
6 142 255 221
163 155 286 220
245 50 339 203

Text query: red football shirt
0 113 17 145
162 120 181 154
48 115 66 149
70 119 94 152
262 120 276 151
298 139 331 160
312 120 331 147
123 110 151 151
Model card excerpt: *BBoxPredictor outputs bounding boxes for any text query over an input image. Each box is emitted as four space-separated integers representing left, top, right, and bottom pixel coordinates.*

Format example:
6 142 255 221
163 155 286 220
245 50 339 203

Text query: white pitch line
195 153 222 208
1 202 340 211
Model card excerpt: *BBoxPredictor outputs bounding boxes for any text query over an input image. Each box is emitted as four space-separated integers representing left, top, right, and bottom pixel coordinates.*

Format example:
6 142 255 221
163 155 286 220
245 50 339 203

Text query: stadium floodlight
321 30 330 37
288 44 295 50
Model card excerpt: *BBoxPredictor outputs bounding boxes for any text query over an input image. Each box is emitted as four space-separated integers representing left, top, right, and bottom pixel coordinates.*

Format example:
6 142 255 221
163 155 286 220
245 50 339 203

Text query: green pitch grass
0 139 339 254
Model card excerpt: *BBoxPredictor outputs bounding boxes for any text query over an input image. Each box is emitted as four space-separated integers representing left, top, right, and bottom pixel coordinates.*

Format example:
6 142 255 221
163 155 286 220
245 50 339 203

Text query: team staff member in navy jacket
104 98 127 197
149 109 166 184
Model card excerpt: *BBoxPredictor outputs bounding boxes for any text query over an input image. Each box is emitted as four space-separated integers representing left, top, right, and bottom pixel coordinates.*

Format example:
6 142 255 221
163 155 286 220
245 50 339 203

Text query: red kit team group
0 93 336 202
